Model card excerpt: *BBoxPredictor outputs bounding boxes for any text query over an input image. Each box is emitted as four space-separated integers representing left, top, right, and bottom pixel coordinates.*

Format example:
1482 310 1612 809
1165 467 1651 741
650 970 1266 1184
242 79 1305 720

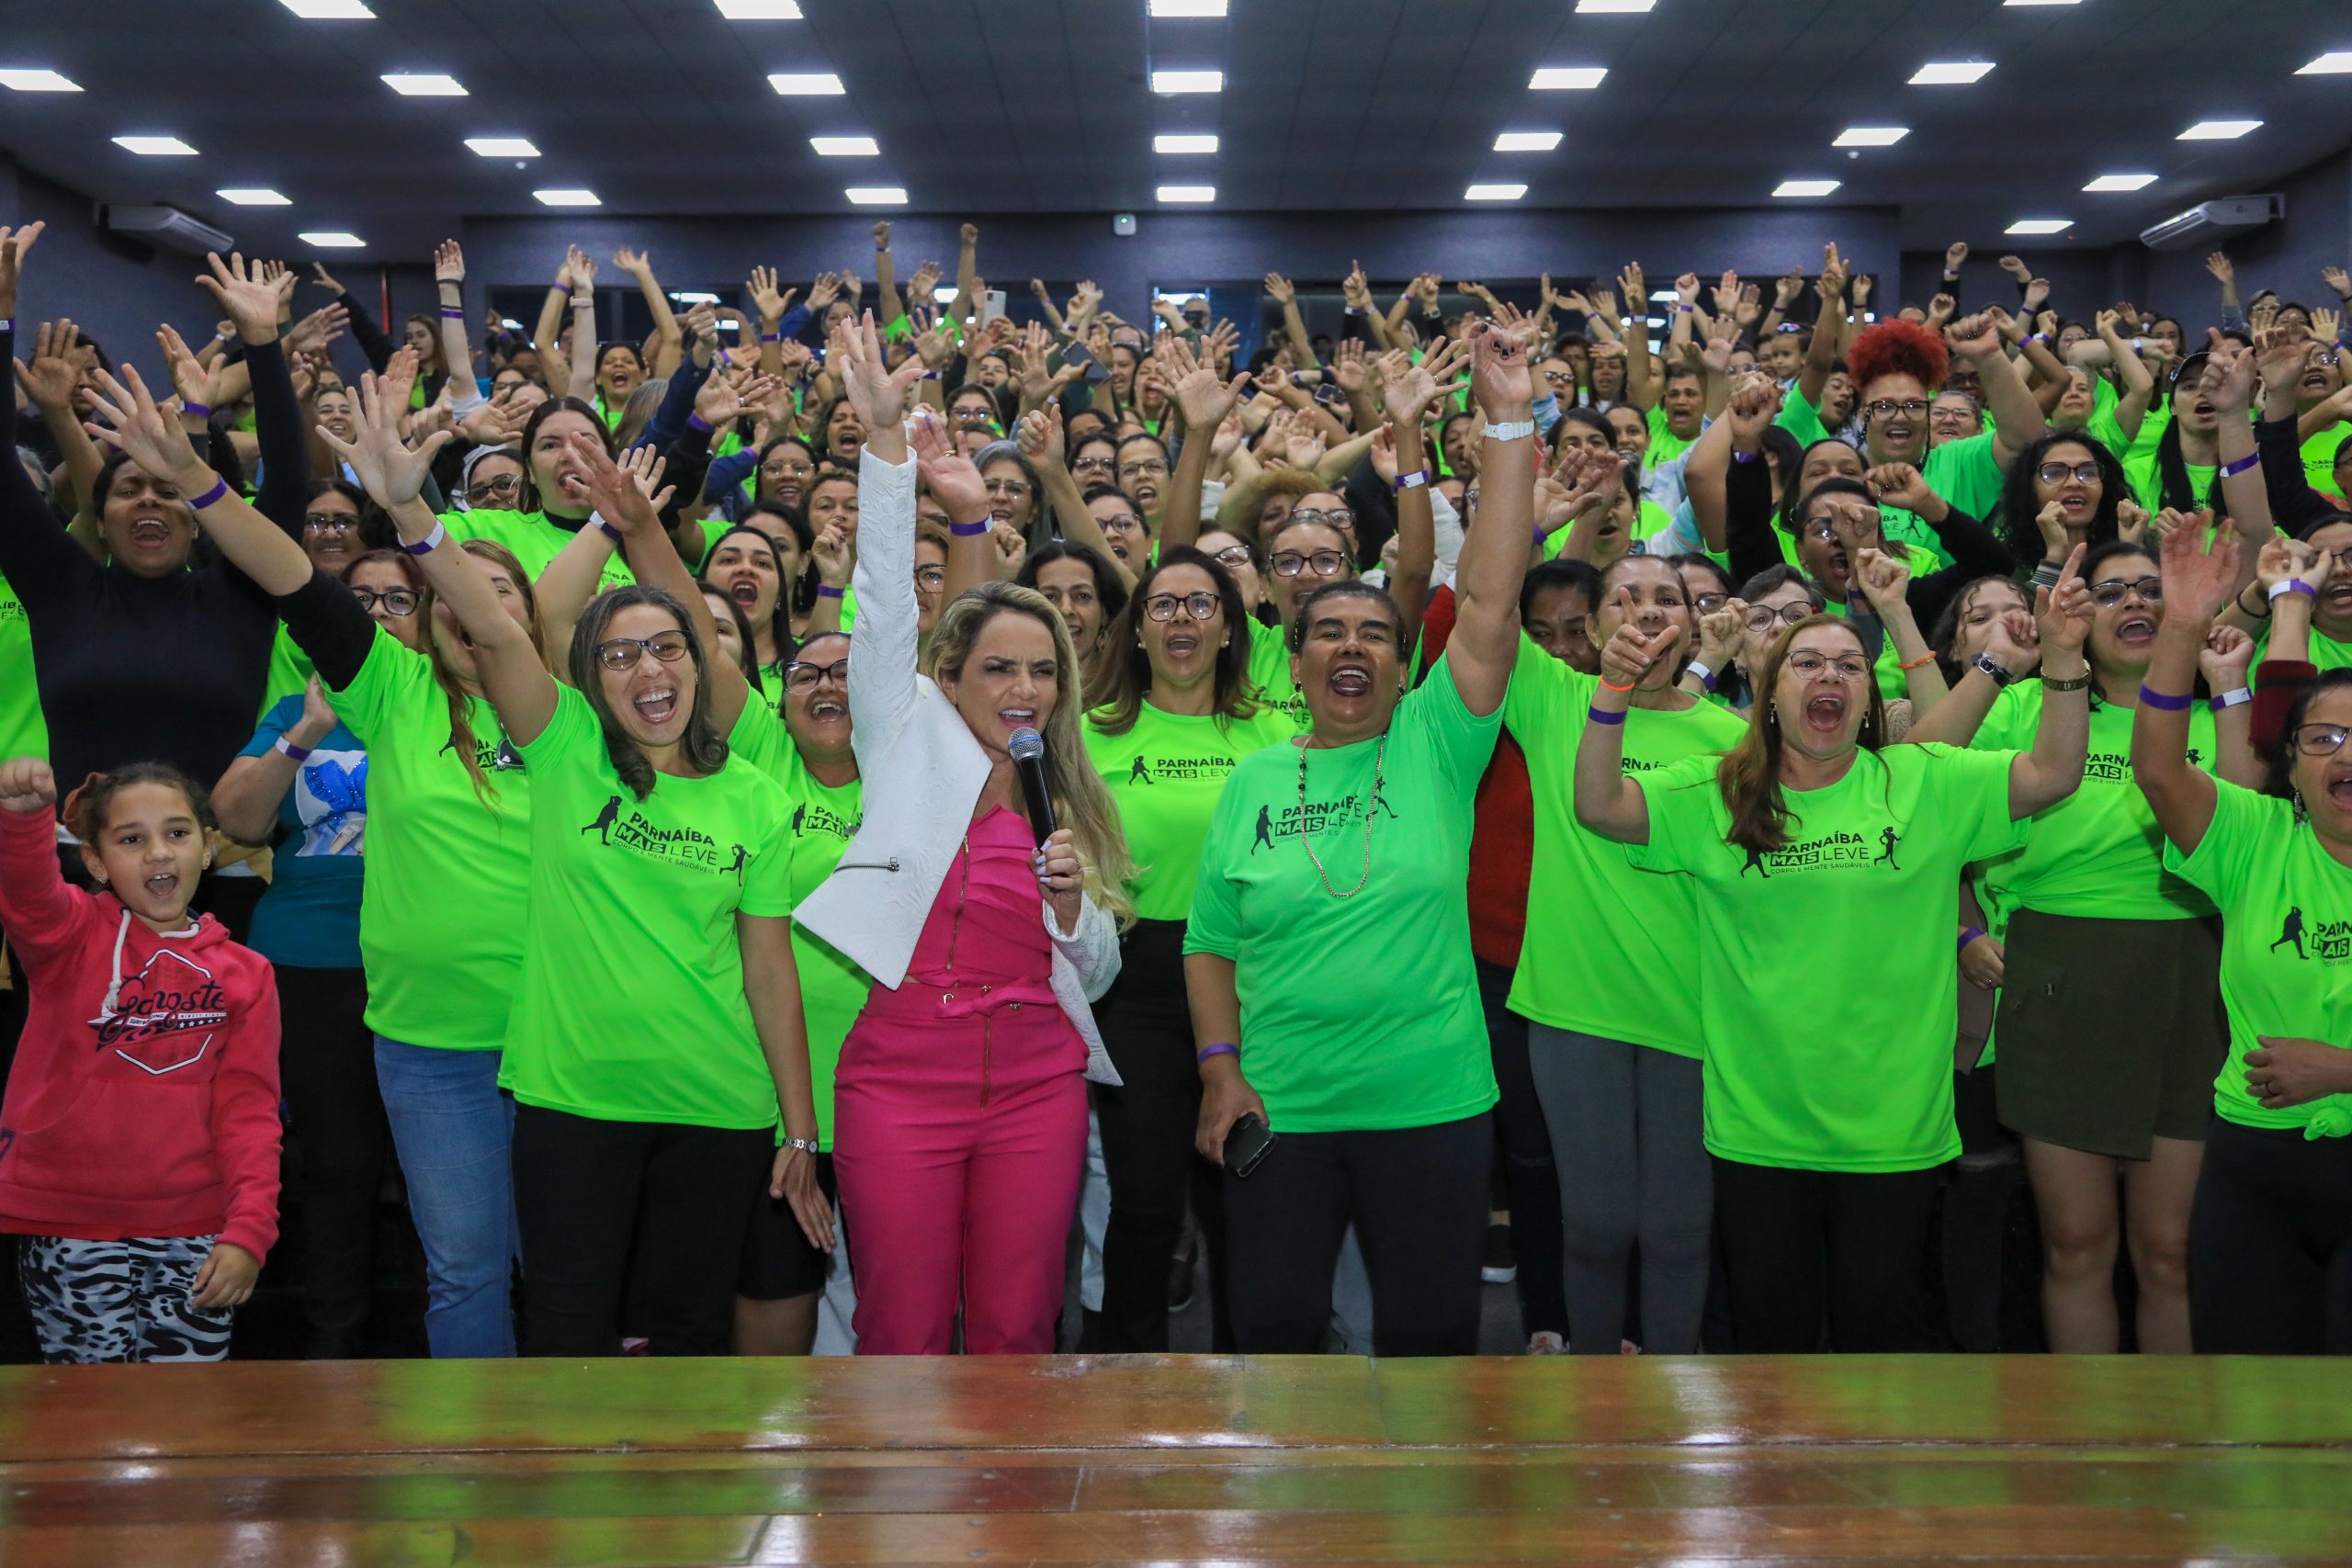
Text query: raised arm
2134 526 2243 856
11 318 105 518
917 411 1001 611
1017 403 1134 587
563 247 599 405
1947 312 2046 471
614 247 683 378
870 222 903 327
1797 245 1847 412
1446 322 1537 716
1263 272 1317 370
533 255 573 391
1157 336 1251 557
431 240 485 412
2201 333 2277 607
835 311 929 745
2098 310 2156 442
2007 544 2092 819
195 254 311 533
951 223 979 325
1577 617 1674 844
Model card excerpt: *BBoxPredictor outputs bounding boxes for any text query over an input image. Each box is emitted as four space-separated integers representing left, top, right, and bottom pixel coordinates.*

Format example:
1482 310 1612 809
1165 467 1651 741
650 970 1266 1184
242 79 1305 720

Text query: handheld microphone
1007 727 1057 847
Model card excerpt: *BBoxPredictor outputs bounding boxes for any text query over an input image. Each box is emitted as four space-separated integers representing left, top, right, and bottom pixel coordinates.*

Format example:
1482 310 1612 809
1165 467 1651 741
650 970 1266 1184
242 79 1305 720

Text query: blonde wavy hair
923 582 1136 929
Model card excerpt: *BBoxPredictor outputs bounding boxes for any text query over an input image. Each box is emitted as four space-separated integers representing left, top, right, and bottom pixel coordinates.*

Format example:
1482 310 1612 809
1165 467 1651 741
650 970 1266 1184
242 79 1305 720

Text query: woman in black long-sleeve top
0 248 311 798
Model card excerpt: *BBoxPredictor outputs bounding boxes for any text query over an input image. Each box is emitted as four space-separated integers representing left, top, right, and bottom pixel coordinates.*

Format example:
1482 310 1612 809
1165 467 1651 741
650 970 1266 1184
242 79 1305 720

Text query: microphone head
1007 727 1046 762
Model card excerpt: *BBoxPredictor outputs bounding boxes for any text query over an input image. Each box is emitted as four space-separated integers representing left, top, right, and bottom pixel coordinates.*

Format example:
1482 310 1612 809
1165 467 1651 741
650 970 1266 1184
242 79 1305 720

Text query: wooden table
1 1355 2347 1563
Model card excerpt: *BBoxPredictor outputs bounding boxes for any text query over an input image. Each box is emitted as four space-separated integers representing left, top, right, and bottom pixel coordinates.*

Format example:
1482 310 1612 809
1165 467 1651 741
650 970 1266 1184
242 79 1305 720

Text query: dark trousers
274 964 395 1354
1712 1156 1944 1352
1224 1112 1491 1357
1092 919 1227 1351
511 1104 773 1357
2190 1117 2352 1354
1475 958 1568 1340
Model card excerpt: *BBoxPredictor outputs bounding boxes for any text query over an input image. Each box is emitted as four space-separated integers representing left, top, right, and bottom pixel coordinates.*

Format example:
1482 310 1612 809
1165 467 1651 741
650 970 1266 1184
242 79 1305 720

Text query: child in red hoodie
0 757 282 1362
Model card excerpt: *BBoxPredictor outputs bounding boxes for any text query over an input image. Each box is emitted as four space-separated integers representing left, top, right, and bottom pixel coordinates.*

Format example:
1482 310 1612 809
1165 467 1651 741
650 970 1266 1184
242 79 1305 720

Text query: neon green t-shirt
1243 615 1307 731
1629 742 2028 1170
1972 683 2217 923
2255 620 2352 671
1645 404 1700 471
329 627 531 1051
0 574 48 762
1502 637 1746 1053
1084 699 1295 922
262 622 314 716
1185 655 1501 1133
775 743 869 1154
501 684 796 1129
728 692 789 778
2302 422 2349 494
2124 450 2216 515
2164 779 2352 1136
440 508 637 589
1775 387 2003 566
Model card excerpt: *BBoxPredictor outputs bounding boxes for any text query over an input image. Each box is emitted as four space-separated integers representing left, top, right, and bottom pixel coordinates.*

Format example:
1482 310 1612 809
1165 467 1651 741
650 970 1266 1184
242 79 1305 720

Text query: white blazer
794 447 1125 1086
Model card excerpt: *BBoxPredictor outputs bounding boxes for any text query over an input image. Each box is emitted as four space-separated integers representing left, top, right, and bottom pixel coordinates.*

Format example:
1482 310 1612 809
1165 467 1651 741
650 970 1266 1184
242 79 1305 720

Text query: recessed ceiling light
2002 1 2079 6
113 135 198 155
2083 173 2157 191
300 231 366 248
2006 218 2072 234
217 188 291 206
1157 185 1216 203
1149 0 1227 14
1155 133 1218 153
0 68 81 92
715 0 801 16
382 72 466 95
845 186 908 205
1530 66 1607 89
1465 183 1529 201
809 135 879 156
669 291 723 304
533 188 601 206
1152 70 1224 94
768 72 843 95
1910 61 1994 85
1833 126 1908 147
2178 118 2261 140
1577 0 1655 10
281 0 375 15
1494 131 1563 152
1773 179 1841 197
2299 51 2352 73
466 137 539 157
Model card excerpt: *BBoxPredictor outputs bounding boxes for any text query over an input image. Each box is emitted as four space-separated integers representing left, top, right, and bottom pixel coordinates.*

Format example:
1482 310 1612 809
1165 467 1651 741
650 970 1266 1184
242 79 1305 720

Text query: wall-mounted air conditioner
2139 195 2283 252
103 204 235 255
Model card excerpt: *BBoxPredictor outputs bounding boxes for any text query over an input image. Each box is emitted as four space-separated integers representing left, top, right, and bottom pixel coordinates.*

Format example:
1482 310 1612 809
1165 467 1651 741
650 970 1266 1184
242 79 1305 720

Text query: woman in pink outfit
795 315 1131 1355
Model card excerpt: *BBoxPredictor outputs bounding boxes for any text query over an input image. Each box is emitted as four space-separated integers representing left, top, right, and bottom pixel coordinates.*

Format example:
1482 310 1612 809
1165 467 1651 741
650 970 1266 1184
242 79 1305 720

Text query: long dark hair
1019 539 1130 690
1089 547 1261 736
566 584 729 800
2264 670 2352 807
516 396 612 514
1927 573 2029 686
1718 615 1888 853
696 577 763 684
418 538 545 807
707 521 800 663
1997 427 2128 565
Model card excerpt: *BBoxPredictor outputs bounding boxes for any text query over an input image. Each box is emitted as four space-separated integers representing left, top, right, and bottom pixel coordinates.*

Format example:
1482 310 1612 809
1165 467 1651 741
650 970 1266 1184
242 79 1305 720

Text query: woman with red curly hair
1780 248 2048 567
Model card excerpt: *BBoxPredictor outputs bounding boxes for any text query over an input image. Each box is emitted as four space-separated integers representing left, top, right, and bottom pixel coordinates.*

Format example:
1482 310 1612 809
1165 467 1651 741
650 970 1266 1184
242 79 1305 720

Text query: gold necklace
1295 733 1386 898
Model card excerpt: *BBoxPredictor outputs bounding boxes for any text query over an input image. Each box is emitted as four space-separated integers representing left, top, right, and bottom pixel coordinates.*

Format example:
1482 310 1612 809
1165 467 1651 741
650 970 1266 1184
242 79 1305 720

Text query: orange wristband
1598 678 1636 693
1897 652 1936 671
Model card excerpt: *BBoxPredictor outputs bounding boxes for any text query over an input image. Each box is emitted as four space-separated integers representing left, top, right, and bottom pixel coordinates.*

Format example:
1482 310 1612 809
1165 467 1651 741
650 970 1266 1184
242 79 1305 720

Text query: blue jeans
374 1037 519 1358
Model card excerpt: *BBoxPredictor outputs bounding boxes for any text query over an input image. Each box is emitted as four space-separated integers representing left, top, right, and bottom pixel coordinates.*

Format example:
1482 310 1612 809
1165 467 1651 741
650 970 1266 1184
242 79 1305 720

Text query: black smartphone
1060 342 1112 384
1225 1112 1277 1179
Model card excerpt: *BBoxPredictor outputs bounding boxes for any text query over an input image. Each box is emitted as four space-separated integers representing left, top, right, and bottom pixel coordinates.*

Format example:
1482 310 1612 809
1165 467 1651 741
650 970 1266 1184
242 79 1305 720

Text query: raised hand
696 368 782 429
832 310 924 435
2037 543 2094 659
1865 462 1936 515
2199 623 2256 693
317 369 451 508
811 522 853 588
2198 329 2258 414
2255 532 2317 594
1998 254 2031 281
2019 276 2051 313
310 259 346 295
1724 371 1782 444
1465 319 1532 416
1712 269 1741 318
612 244 654 277
1851 546 1910 614
153 321 241 412
1342 258 1374 312
1734 282 1763 327
434 239 465 286
1016 401 1065 468
1379 335 1472 429
1982 606 2041 678
2313 306 2343 345
1693 599 1747 666
1699 325 1739 377
15 319 86 412
1330 335 1369 393
0 756 58 816
81 364 203 480
2156 522 2241 628
1600 592 1677 685
0 222 45 319
1944 241 1969 274
1943 311 2005 364
284 302 348 359
566 245 598 292
910 405 989 517
906 258 944 302
197 251 286 344
2325 265 2352 299
2204 251 2234 286
1617 261 1646 305
805 270 842 311
1164 333 1251 431
1773 266 1804 310
1816 243 1849 301
1262 271 1295 306
746 265 793 323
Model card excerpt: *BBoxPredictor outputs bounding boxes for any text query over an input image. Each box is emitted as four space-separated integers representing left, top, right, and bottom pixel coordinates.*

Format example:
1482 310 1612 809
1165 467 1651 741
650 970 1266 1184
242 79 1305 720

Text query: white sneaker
1526 1331 1567 1355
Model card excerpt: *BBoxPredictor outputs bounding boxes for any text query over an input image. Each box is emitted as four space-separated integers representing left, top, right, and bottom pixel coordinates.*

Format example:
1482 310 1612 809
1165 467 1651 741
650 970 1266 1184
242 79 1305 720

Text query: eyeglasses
1800 516 1876 544
2312 349 2342 367
594 630 691 671
303 513 359 534
953 409 1000 428
983 478 1032 498
1119 458 1170 479
1072 454 1115 474
1543 368 1575 386
1097 512 1144 534
2037 461 2103 486
1271 548 1349 578
761 459 812 479
1865 399 1928 419
2088 576 2163 608
2292 722 2352 757
1746 603 1814 632
1209 544 1255 568
463 475 521 505
914 565 947 592
1786 651 1871 682
1690 591 1728 614
782 657 849 693
350 586 417 616
1145 590 1220 622
1290 506 1355 528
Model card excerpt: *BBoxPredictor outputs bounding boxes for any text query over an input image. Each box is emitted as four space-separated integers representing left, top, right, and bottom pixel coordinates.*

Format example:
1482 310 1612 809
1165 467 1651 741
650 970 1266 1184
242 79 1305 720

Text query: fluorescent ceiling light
0 68 81 91
217 188 291 206
933 285 958 302
2298 51 2352 73
669 291 722 304
1154 133 1218 153
281 0 375 16
300 231 366 247
382 73 466 95
1494 130 1563 152
1577 0 1656 10
767 72 843 94
113 135 198 155
845 186 908 204
809 135 878 155
1149 0 1227 14
1773 179 1840 197
1152 70 1224 93
1648 289 1679 301
2006 218 2072 234
2003 1 2079 6
466 137 539 157
2178 119 2261 140
1530 66 1607 89
1909 62 1994 85
1465 183 1528 201
1157 185 1216 203
1833 126 1908 147
715 0 801 16
533 188 601 206
2083 173 2157 191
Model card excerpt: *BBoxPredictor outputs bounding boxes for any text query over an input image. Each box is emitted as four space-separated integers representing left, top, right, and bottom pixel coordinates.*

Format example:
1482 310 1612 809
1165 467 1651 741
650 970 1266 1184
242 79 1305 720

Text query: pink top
869 807 1058 1020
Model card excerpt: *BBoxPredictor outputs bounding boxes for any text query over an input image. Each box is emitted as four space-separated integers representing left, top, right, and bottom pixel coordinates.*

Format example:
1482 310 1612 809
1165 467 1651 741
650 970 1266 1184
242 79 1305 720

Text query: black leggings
273 964 395 1353
511 1104 773 1357
1712 1156 1944 1352
1476 958 1568 1341
2190 1116 2352 1354
1091 919 1227 1352
1223 1111 1491 1357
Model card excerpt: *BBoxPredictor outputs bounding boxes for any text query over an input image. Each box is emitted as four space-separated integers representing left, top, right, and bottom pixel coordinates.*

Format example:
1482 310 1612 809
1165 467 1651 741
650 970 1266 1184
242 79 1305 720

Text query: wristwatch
782 1135 820 1156
2041 670 2092 693
1972 653 2019 689
1482 419 1535 443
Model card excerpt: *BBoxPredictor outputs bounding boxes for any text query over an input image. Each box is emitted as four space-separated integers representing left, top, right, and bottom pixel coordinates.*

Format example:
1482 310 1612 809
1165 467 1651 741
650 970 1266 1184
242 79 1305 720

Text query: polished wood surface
2 1355 2347 1564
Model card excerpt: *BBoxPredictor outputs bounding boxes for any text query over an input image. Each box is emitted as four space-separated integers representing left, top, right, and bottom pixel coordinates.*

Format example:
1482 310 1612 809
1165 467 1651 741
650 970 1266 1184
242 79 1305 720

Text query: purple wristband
816 583 844 599
761 331 782 344
2138 684 2194 711
439 307 467 320
1196 1043 1239 1067
686 413 713 434
948 518 992 536
1731 448 1758 464
598 520 626 545
187 477 230 510
2220 450 2262 479
1960 926 1986 953
180 401 212 421
1587 705 1627 727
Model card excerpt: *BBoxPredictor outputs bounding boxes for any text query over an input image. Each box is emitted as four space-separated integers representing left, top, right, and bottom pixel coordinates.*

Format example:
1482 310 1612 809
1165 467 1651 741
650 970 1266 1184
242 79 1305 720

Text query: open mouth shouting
140 868 183 905
1162 628 1202 662
2328 768 2352 811
727 575 763 609
633 685 680 726
998 705 1037 734
806 693 847 725
1327 659 1374 700
2114 611 2157 649
126 513 175 553
1801 690 1848 735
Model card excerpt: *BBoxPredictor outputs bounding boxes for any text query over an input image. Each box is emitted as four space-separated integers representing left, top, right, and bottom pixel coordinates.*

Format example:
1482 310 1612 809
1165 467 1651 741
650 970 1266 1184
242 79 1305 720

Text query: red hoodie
0 805 282 1260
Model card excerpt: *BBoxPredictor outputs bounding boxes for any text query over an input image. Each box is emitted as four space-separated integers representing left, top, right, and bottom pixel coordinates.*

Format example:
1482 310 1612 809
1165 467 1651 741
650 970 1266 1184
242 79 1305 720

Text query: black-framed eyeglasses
1865 399 1928 418
303 513 359 534
782 657 849 693
1097 511 1145 534
2037 461 2102 486
953 409 1000 428
464 474 522 505
1746 603 1813 632
350 586 417 615
594 631 691 671
1786 651 1871 682
1119 458 1170 478
2088 576 2162 608
1271 548 1348 578
2292 722 2352 757
1145 591 1220 622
